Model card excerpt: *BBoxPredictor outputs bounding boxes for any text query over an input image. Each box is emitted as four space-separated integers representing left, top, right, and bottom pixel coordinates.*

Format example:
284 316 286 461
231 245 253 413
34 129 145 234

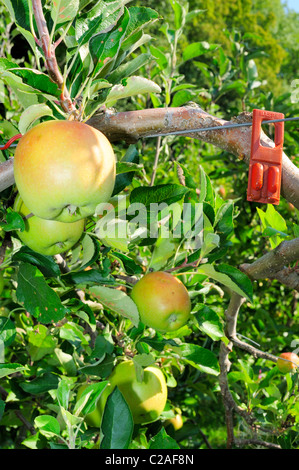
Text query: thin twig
150 136 162 186
32 0 78 117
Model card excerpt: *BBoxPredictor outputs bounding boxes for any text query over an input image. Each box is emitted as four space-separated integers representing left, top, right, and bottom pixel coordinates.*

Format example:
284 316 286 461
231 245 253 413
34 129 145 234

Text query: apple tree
0 0 299 450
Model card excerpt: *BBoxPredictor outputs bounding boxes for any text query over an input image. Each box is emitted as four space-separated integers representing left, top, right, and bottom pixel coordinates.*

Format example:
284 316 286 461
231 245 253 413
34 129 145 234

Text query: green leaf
149 427 180 449
194 304 224 341
0 363 27 379
214 202 234 239
257 205 288 248
0 210 25 232
0 317 16 347
88 285 139 327
16 263 67 323
198 263 253 302
100 387 134 449
183 41 218 62
27 325 58 361
0 400 5 422
34 415 61 439
74 381 109 416
112 252 143 276
105 76 161 107
57 378 71 410
54 348 77 376
107 53 153 84
2 0 31 31
130 184 189 207
90 8 130 77
12 247 61 278
176 343 220 376
20 373 59 394
18 104 53 135
112 145 139 196
171 89 195 107
125 6 159 39
51 0 80 25
8 68 61 98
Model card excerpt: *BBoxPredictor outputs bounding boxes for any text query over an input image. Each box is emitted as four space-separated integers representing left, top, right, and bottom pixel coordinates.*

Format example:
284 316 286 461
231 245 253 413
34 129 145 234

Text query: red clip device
247 109 284 205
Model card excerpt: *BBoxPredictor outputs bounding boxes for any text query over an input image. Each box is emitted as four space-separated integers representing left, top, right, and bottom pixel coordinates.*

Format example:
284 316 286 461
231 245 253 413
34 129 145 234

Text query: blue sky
285 0 299 12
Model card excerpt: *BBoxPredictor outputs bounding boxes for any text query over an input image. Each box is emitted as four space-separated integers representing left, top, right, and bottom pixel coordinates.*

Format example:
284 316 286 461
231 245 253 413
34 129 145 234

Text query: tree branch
240 237 299 289
1 106 298 208
32 0 77 117
86 106 299 209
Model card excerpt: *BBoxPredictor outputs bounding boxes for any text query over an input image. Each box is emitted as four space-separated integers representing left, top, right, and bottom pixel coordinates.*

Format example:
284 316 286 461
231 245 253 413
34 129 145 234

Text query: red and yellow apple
130 271 191 333
13 194 85 256
13 120 116 223
77 360 168 427
277 352 299 374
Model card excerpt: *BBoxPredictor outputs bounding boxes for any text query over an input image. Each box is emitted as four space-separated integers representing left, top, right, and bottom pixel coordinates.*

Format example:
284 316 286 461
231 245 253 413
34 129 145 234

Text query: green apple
13 120 116 223
130 271 191 333
13 194 85 256
277 352 299 374
78 360 168 427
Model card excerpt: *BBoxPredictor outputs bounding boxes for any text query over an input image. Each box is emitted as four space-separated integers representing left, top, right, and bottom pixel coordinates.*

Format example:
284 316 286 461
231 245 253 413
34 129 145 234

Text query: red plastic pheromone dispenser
247 109 284 205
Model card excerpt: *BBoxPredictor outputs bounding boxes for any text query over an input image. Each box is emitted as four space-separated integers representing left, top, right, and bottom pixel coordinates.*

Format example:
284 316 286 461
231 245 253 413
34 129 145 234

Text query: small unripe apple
13 194 85 256
77 360 168 427
14 120 116 223
130 271 191 333
165 413 183 431
277 352 299 374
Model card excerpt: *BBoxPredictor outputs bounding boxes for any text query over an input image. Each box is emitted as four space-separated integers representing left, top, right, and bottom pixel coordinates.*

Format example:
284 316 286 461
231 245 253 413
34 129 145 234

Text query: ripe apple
13 120 116 223
78 360 168 427
13 194 85 256
277 352 299 374
130 271 191 333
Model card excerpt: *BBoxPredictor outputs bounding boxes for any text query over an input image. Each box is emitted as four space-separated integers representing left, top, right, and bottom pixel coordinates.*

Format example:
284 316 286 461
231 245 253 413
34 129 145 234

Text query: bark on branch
1 106 298 211
240 237 299 290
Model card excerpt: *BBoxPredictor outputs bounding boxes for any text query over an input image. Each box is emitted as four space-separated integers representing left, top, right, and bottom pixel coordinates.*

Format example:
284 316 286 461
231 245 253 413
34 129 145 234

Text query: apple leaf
88 285 140 327
51 0 80 25
16 262 67 323
27 325 58 362
149 427 180 449
18 104 53 135
198 263 253 302
175 343 220 376
182 41 218 62
12 246 61 278
0 209 25 232
194 304 225 341
8 68 61 97
130 184 189 207
19 373 59 395
104 76 161 107
0 317 16 348
100 387 134 449
74 382 109 417
34 415 61 439
0 363 27 379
